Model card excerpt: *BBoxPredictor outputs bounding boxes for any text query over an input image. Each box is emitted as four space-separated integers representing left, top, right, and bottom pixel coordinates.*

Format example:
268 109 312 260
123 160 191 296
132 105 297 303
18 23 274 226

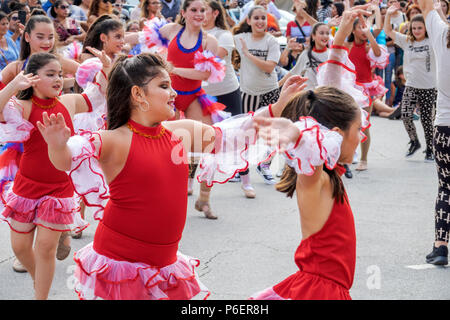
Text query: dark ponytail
107 53 169 130
276 87 359 202
20 13 55 60
83 15 123 53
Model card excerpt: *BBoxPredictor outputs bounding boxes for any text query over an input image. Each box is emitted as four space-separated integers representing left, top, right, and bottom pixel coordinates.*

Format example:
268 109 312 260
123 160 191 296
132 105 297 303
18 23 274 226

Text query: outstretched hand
253 117 299 153
36 112 71 150
86 46 112 70
11 71 40 91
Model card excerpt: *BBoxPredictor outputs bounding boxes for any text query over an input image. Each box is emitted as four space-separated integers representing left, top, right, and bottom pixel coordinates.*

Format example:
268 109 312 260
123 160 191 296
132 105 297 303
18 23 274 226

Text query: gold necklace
32 97 58 109
127 122 166 139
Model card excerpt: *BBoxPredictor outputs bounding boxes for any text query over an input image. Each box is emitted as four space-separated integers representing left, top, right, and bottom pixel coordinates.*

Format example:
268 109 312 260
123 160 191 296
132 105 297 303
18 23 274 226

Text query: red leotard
349 42 372 84
12 96 75 199
254 166 356 300
93 119 189 268
166 27 206 113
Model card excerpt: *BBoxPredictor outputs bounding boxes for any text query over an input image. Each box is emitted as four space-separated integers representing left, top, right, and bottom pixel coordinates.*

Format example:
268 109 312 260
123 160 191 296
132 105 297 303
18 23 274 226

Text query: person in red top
158 0 225 219
37 52 308 300
345 3 394 172
250 6 373 300
0 49 110 300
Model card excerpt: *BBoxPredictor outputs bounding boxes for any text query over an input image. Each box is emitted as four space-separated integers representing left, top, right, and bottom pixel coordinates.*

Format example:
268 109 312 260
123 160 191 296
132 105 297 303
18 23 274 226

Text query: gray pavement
0 115 449 300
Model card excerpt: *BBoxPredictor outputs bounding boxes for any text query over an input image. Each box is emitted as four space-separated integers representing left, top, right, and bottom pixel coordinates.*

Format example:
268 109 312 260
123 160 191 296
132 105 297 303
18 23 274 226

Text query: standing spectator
0 11 19 70
438 0 449 21
286 0 318 45
140 0 163 20
317 0 333 22
51 0 86 45
67 0 87 22
233 5 281 184
87 0 113 26
385 8 437 160
7 12 22 50
112 0 129 22
160 0 181 22
418 0 450 265
73 0 91 17
279 37 303 71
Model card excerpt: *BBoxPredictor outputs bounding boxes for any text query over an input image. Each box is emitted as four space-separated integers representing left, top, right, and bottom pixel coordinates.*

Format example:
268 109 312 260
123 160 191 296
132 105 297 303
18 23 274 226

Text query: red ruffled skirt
1 188 88 233
73 242 210 300
250 271 351 300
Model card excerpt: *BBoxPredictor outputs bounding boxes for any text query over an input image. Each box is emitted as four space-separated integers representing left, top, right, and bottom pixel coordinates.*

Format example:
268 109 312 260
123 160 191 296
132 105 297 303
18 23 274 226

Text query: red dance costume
166 27 224 116
349 42 387 100
1 96 87 233
73 120 209 300
251 168 356 300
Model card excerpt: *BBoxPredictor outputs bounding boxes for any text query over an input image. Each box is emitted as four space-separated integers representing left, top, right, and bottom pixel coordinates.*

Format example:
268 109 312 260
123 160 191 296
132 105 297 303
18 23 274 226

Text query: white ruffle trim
73 243 210 300
0 98 34 144
67 131 109 220
283 117 343 175
196 107 274 187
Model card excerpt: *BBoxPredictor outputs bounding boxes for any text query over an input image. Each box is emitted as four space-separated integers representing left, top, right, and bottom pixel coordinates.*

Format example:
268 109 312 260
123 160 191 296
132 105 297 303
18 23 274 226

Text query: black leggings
215 88 242 116
433 126 450 243
401 86 437 152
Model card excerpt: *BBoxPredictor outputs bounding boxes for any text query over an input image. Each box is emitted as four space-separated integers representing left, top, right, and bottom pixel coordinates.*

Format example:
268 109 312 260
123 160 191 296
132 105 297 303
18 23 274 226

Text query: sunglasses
113 3 123 6
102 0 115 3
11 16 19 21
59 5 69 9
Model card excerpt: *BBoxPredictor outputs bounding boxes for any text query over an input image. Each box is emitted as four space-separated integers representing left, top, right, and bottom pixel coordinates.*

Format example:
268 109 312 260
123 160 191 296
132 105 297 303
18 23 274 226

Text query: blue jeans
384 52 396 101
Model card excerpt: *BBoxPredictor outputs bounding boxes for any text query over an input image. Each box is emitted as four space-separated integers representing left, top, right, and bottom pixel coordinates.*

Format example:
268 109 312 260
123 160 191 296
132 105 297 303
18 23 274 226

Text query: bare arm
384 4 400 41
418 0 435 19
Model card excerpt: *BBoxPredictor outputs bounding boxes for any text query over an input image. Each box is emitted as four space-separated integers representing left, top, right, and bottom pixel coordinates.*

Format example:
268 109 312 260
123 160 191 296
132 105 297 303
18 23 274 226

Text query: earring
138 101 150 112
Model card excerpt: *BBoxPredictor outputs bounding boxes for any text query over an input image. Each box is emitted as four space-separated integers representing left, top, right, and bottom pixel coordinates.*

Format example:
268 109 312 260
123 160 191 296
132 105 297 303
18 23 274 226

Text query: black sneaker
388 107 401 120
256 164 276 185
424 149 434 163
406 140 421 157
344 164 353 179
426 245 448 265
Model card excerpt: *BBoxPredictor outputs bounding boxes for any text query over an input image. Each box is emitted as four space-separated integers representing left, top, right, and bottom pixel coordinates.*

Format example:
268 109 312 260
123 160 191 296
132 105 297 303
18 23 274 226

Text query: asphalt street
0 115 448 300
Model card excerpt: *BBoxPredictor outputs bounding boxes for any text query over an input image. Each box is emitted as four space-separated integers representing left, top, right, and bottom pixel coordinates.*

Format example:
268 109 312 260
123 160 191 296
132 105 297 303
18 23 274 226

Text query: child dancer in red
0 49 109 299
140 0 227 219
250 6 372 300
37 52 306 300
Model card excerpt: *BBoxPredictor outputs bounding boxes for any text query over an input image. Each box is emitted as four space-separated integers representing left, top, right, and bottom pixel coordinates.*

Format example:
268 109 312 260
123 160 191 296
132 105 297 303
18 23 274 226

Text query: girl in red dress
37 52 307 300
155 0 226 219
250 6 373 300
0 49 110 299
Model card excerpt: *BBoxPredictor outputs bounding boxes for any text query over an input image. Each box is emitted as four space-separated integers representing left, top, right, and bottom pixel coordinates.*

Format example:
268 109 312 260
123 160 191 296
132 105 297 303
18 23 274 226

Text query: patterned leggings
433 126 450 243
401 87 437 152
241 88 280 114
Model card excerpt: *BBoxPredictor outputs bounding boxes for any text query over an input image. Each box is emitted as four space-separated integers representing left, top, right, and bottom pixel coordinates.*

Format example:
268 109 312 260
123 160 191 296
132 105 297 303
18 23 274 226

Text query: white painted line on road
405 264 449 270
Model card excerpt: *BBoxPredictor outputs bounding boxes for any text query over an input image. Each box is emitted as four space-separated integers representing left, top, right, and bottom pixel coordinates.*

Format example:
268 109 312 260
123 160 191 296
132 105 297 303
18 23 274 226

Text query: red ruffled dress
251 167 356 300
72 120 210 300
349 42 388 101
166 27 225 117
1 96 88 233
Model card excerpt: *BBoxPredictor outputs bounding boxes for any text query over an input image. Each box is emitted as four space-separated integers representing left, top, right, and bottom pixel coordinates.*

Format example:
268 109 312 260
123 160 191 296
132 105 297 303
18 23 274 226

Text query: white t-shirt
394 33 436 89
289 48 329 90
425 10 450 126
234 32 281 95
203 27 239 96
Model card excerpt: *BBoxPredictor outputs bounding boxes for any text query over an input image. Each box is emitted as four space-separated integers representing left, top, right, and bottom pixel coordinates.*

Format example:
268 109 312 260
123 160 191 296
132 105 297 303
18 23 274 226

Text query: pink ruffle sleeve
367 45 389 69
73 81 107 133
138 17 169 55
194 50 226 83
67 131 109 221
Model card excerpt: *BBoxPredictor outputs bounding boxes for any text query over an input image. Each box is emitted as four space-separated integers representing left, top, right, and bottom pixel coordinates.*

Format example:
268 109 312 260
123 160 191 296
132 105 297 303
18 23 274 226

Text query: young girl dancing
385 5 437 160
37 52 307 300
140 0 226 219
250 6 372 300
0 50 109 299
0 12 83 272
